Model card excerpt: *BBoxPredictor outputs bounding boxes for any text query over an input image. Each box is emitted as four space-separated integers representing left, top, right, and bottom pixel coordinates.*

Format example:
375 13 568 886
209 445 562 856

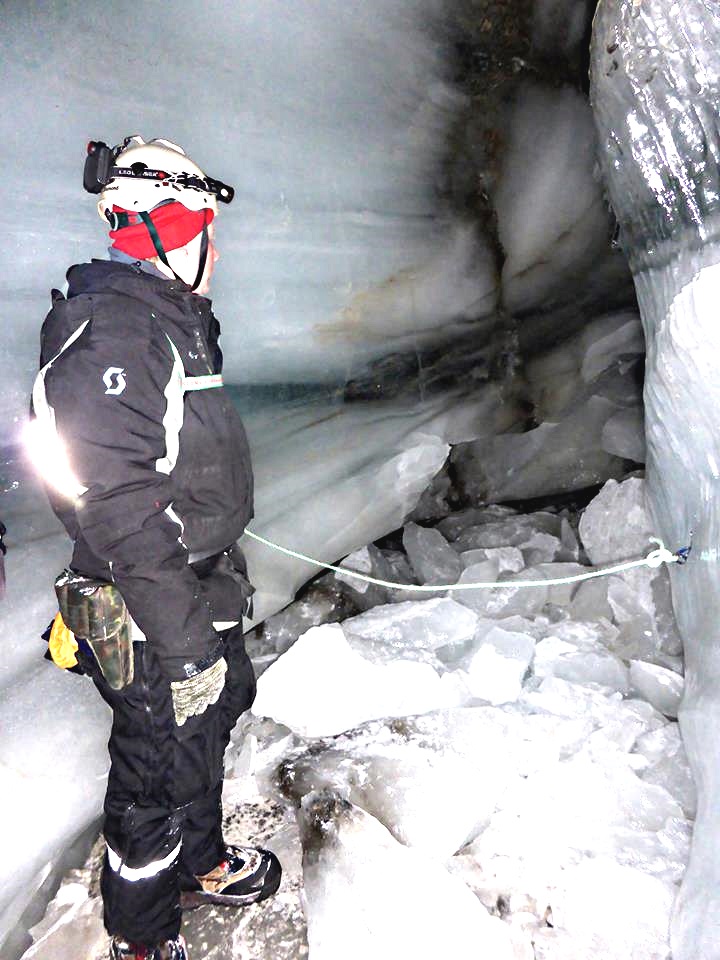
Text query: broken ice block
298 791 516 960
23 883 106 960
454 562 585 620
342 597 477 652
284 706 590 863
335 543 417 609
452 397 628 503
538 617 620 651
379 549 416 588
569 577 614 622
559 516 581 561
601 406 646 463
614 572 682 667
533 631 630 694
629 660 684 719
578 477 654 565
437 505 519 541
463 626 536 705
453 513 561 552
251 574 355 656
634 724 696 820
252 624 464 737
407 464 454 523
525 310 643 422
551 858 675 957
577 478 682 664
402 521 462 585
282 719 501 858
459 546 525 573
452 561 529 618
518 531 564 565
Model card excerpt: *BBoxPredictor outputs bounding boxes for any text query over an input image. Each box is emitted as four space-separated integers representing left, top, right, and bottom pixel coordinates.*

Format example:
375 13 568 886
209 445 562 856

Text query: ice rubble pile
245 474 690 960
22 475 692 960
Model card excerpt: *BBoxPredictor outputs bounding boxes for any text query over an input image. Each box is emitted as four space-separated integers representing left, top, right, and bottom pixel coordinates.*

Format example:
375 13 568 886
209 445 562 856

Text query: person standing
30 137 280 960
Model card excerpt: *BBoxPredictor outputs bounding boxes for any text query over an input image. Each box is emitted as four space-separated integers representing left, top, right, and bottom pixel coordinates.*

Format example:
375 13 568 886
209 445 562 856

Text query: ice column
591 2 720 957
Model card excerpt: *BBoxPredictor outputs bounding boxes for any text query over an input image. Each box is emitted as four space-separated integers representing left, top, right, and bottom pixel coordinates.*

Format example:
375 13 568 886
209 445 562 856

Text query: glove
170 653 227 727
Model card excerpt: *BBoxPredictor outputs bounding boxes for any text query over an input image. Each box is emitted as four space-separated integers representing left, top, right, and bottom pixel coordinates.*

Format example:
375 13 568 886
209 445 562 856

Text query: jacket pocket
193 546 255 623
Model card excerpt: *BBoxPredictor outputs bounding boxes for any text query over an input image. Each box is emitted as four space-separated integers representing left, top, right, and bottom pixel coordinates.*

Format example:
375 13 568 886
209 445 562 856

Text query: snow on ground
22 475 691 960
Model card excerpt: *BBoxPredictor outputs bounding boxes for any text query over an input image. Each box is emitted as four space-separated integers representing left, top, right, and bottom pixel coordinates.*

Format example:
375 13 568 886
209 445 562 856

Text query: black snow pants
79 624 256 943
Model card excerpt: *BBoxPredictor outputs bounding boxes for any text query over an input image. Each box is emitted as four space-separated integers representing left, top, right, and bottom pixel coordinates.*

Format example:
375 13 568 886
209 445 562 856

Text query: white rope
244 531 681 593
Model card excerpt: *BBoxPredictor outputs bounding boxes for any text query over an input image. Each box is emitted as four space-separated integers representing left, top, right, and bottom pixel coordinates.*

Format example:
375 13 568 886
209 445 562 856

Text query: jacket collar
65 260 213 320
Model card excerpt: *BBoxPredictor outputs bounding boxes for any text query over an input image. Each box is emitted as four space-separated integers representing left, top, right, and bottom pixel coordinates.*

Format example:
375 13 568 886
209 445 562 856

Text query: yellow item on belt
49 612 78 669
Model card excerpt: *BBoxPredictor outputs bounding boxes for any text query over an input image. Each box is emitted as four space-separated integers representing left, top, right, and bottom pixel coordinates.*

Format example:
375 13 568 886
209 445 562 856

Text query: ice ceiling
1 0 718 957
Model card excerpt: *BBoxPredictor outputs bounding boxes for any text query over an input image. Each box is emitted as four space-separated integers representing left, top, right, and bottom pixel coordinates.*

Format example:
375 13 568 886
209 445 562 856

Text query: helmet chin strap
138 211 209 292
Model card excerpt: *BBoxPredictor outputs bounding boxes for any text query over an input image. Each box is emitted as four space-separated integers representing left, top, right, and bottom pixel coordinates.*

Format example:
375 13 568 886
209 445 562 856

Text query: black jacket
34 259 254 678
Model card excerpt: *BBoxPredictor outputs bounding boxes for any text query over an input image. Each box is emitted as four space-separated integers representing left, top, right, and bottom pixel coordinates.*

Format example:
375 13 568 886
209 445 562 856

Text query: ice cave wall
0 0 654 955
591 2 720 957
0 0 633 441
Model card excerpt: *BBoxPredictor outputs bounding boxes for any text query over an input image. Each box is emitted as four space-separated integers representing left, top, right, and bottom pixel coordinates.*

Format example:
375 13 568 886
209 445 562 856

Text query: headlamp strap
109 164 234 203
191 216 210 292
138 210 209 292
138 211 181 282
112 165 171 182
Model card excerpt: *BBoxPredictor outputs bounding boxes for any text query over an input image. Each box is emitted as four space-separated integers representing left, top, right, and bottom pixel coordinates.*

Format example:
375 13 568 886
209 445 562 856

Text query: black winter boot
109 934 189 959
180 845 281 908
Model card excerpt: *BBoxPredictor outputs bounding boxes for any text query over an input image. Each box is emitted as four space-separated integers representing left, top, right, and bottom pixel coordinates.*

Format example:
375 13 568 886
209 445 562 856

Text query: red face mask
109 203 214 260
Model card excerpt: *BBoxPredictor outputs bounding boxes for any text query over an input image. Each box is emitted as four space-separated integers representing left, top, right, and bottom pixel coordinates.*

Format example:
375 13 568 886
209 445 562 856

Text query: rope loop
645 538 679 569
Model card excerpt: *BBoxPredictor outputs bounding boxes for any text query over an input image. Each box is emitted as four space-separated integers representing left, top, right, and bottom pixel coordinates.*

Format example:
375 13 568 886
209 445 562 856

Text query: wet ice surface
24 476 692 960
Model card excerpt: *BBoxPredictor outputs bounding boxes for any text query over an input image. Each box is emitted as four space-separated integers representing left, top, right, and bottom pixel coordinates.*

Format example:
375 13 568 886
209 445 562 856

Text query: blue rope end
675 545 692 565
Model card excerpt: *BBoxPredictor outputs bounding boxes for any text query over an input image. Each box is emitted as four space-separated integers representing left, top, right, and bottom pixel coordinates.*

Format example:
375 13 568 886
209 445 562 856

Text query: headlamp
83 138 234 203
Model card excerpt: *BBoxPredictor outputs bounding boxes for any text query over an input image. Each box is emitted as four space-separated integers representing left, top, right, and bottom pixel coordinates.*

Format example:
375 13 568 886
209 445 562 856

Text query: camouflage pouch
54 570 134 690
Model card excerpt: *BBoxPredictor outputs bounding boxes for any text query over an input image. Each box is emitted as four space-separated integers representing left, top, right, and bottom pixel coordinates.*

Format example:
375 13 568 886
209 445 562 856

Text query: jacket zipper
192 327 214 375
189 301 215 376
138 646 160 798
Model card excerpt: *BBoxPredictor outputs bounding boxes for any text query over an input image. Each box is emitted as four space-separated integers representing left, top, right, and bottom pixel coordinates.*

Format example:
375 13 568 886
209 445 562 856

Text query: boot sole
180 868 282 911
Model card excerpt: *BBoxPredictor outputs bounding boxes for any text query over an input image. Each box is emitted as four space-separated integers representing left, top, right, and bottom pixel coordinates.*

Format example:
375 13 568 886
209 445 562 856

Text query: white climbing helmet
95 136 233 220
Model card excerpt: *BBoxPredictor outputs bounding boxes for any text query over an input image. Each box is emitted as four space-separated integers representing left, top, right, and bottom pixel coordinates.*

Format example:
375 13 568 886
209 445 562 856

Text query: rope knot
645 538 678 569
